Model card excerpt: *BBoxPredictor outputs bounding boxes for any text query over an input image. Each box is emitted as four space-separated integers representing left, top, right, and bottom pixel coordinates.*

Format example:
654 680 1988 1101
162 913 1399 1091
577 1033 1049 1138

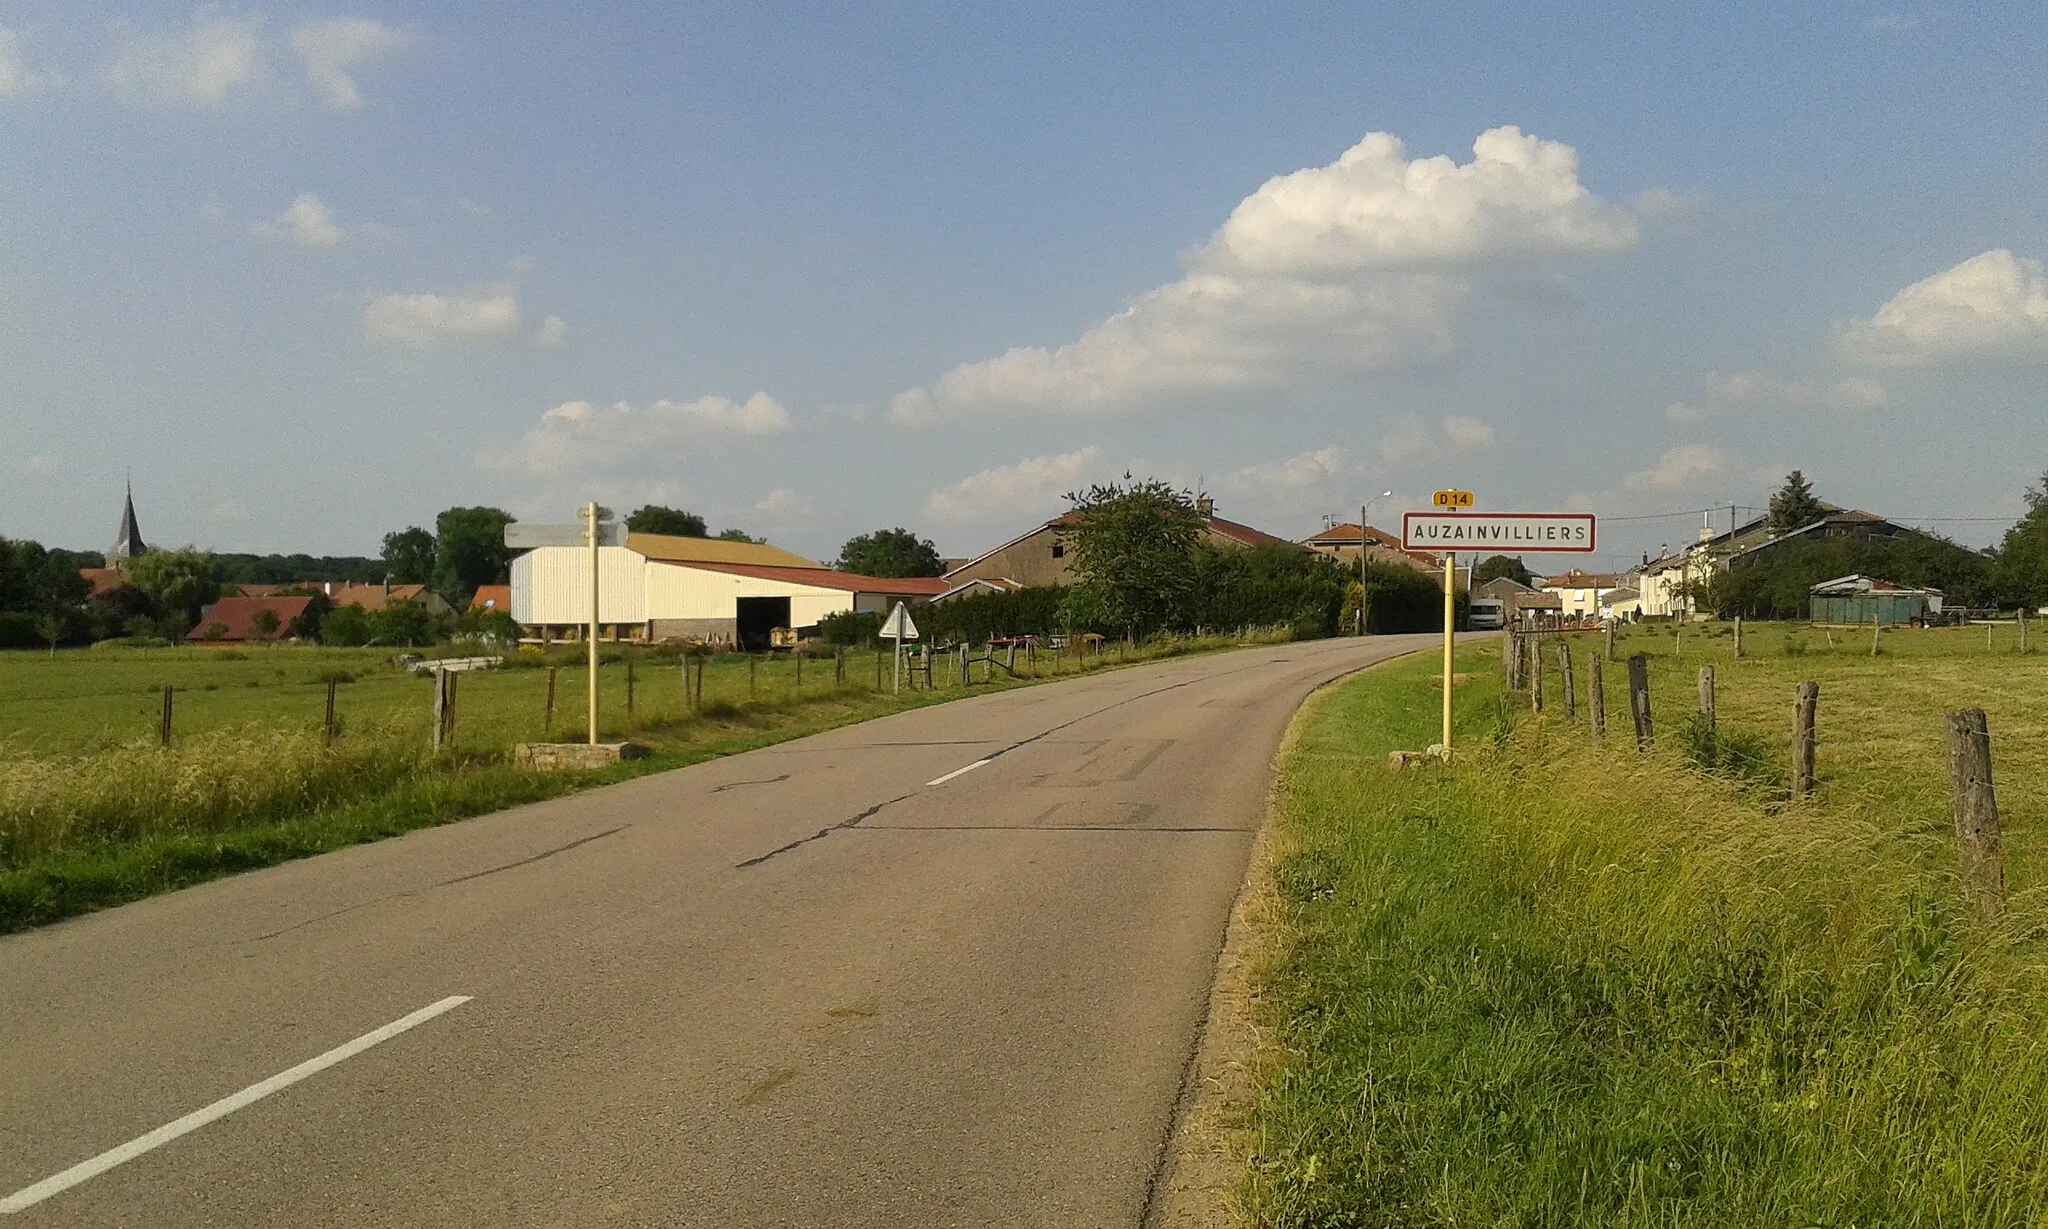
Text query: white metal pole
587 501 600 746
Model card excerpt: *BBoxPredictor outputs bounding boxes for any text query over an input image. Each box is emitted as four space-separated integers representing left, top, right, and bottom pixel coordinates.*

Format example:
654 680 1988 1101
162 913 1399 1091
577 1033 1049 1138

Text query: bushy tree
626 505 709 537
1768 470 1826 535
715 528 763 543
1060 477 1204 638
249 608 281 644
1992 471 2048 609
836 528 943 578
432 507 514 606
381 527 437 585
370 598 441 646
1472 554 1535 587
127 549 219 626
322 603 373 646
1714 532 1995 619
288 593 331 640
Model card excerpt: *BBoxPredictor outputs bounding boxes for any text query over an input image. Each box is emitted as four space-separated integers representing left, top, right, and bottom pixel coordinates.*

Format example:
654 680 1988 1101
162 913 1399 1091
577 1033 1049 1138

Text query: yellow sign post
1430 491 1469 755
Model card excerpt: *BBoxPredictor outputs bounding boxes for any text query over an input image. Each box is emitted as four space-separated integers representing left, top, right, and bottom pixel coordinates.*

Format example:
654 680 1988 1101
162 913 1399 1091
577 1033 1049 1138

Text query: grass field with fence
1247 624 2048 1226
0 632 1278 931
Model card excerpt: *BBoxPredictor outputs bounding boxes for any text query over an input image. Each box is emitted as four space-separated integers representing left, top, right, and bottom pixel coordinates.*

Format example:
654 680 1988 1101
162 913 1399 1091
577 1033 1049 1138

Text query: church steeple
110 478 147 567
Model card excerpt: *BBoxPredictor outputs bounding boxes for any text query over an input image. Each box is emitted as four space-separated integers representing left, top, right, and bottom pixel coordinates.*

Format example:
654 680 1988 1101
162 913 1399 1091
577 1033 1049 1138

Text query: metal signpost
881 602 919 695
1402 504 1596 757
504 510 622 745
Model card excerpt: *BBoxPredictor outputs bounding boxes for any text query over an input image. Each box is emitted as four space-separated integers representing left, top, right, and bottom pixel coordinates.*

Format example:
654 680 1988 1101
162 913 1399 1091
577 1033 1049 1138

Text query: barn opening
735 596 791 652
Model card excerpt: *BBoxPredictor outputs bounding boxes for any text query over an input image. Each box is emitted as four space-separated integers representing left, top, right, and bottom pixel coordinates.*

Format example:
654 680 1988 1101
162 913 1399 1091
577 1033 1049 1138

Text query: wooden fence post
958 644 968 687
546 665 558 733
1734 615 1743 659
160 685 174 747
1604 620 1615 662
1793 682 1818 800
626 658 636 716
875 646 884 691
836 646 846 686
1531 638 1545 714
1558 641 1576 719
2021 608 2029 654
1697 664 1716 736
431 668 448 752
1588 655 1605 738
795 648 804 690
1627 653 1653 751
1872 617 1882 656
444 671 459 747
749 654 757 698
1944 707 2005 916
324 678 338 746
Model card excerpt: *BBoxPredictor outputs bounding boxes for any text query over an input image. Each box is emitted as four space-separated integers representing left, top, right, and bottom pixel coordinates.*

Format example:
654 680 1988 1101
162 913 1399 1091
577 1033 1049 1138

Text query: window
1051 543 1064 558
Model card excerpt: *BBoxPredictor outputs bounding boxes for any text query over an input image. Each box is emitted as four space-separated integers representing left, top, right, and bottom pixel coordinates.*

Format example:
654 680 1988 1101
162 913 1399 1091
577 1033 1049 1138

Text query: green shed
1809 575 1942 626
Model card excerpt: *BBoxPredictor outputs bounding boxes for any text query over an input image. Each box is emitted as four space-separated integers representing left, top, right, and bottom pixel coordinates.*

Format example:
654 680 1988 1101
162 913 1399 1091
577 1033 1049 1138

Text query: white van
1468 598 1505 630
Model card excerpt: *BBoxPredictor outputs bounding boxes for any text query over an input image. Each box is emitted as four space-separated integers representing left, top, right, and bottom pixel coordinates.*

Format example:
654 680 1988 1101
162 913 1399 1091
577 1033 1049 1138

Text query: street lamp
1358 491 1393 634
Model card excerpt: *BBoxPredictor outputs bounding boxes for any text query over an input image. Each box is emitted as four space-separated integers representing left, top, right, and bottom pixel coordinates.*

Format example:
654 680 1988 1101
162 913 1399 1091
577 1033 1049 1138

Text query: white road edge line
926 758 992 787
0 995 472 1216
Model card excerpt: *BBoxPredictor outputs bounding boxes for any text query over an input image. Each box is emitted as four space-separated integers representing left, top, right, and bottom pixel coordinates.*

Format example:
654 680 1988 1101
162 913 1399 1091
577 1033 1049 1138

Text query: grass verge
1245 646 2048 1226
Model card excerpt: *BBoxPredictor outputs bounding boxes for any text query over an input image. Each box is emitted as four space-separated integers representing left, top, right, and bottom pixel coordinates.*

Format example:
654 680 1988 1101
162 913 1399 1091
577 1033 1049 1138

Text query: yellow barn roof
626 532 823 570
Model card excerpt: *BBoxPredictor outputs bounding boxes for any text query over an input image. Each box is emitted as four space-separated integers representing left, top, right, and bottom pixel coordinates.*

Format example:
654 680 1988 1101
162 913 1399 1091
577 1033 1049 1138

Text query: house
943 498 1299 590
469 585 512 614
1809 575 1943 625
1299 522 1441 572
511 532 950 650
1474 576 1561 624
322 582 452 616
1599 586 1642 620
79 568 129 597
1541 569 1622 618
188 596 315 643
1636 505 1929 620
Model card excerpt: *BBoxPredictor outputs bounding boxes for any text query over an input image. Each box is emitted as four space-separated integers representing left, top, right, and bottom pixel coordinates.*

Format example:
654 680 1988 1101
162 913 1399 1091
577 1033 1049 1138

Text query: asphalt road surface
1 634 1435 1227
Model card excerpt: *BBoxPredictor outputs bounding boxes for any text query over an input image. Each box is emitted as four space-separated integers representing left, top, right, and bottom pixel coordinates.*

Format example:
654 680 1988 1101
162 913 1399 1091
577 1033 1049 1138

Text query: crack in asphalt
711 773 791 793
436 826 628 886
735 795 916 868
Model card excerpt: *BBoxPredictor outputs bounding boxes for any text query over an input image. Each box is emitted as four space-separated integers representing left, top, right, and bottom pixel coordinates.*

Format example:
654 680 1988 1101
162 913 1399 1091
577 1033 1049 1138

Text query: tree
37 612 63 656
288 594 331 641
432 507 514 606
626 505 708 537
1768 471 1826 536
381 527 437 585
1059 477 1204 638
836 528 944 578
322 603 373 646
715 528 764 543
249 608 281 645
127 549 219 626
1472 554 1535 587
370 598 440 646
1992 470 2048 609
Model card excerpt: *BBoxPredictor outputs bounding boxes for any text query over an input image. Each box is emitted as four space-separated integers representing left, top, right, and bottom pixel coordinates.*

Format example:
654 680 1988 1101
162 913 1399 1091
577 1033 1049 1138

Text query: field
0 634 1265 931
1243 625 2048 1226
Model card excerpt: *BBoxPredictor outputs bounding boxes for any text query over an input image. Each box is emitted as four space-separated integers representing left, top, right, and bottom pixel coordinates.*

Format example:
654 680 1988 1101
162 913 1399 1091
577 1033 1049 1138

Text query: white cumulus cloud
1704 371 1888 412
1227 445 1350 494
1840 250 2048 366
1199 126 1639 277
291 18 408 111
101 14 262 106
252 193 344 248
1378 413 1499 463
362 283 521 349
533 315 567 348
922 447 1103 524
890 126 1641 424
0 27 56 98
1624 444 1727 493
478 394 793 475
754 487 813 520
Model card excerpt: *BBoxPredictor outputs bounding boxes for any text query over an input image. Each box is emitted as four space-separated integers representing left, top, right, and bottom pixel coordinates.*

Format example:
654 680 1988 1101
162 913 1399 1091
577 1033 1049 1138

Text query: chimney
382 575 391 598
324 581 333 597
1196 496 1214 522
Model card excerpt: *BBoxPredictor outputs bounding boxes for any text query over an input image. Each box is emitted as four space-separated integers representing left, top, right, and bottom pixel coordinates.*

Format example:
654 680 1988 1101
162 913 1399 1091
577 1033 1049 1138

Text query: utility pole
586 501 605 745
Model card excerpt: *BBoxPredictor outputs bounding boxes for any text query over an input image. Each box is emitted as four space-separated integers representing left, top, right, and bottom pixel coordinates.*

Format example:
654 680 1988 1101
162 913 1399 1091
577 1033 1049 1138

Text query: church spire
110 477 147 567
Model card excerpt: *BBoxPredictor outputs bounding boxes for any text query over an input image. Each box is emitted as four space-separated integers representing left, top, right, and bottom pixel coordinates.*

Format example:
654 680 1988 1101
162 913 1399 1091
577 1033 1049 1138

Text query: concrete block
513 741 652 772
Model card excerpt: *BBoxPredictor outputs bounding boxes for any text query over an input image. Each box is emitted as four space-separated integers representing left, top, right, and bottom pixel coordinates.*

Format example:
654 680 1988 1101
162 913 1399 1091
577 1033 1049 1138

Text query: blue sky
3 1 2044 571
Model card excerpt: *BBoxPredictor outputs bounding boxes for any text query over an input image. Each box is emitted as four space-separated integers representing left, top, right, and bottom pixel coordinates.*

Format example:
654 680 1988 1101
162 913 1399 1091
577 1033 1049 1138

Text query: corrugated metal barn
511 533 947 649
1808 574 1943 625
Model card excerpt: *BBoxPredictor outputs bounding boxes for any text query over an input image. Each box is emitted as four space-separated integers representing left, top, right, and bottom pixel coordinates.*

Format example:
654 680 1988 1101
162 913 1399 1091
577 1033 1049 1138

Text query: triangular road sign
880 602 919 640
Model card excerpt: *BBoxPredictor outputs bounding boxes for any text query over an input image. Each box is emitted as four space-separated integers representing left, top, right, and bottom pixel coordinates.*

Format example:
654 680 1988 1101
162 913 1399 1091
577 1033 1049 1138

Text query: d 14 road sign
1402 512 1595 553
1432 489 1475 508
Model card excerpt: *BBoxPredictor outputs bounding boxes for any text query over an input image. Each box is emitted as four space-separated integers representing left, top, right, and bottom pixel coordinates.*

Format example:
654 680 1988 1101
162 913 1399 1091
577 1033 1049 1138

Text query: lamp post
1358 491 1393 635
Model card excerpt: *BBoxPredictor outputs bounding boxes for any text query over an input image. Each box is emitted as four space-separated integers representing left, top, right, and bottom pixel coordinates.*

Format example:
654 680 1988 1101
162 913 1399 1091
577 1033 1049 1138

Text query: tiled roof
79 568 129 597
470 584 512 612
670 560 951 596
326 583 431 612
190 596 315 641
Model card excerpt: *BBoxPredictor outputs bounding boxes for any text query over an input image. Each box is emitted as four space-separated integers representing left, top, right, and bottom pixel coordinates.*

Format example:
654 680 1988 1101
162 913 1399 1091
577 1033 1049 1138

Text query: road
0 634 1434 1227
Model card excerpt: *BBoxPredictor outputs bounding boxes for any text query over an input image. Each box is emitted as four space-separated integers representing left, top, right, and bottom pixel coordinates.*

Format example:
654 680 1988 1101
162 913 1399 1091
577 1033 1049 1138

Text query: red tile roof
79 567 129 597
189 596 315 641
1300 522 1442 568
676 561 951 596
326 583 431 612
470 584 512 612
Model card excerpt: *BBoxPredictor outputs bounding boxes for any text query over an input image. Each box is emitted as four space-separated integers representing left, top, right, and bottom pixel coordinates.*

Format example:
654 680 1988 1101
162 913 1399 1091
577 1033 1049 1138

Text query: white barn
511 533 948 650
